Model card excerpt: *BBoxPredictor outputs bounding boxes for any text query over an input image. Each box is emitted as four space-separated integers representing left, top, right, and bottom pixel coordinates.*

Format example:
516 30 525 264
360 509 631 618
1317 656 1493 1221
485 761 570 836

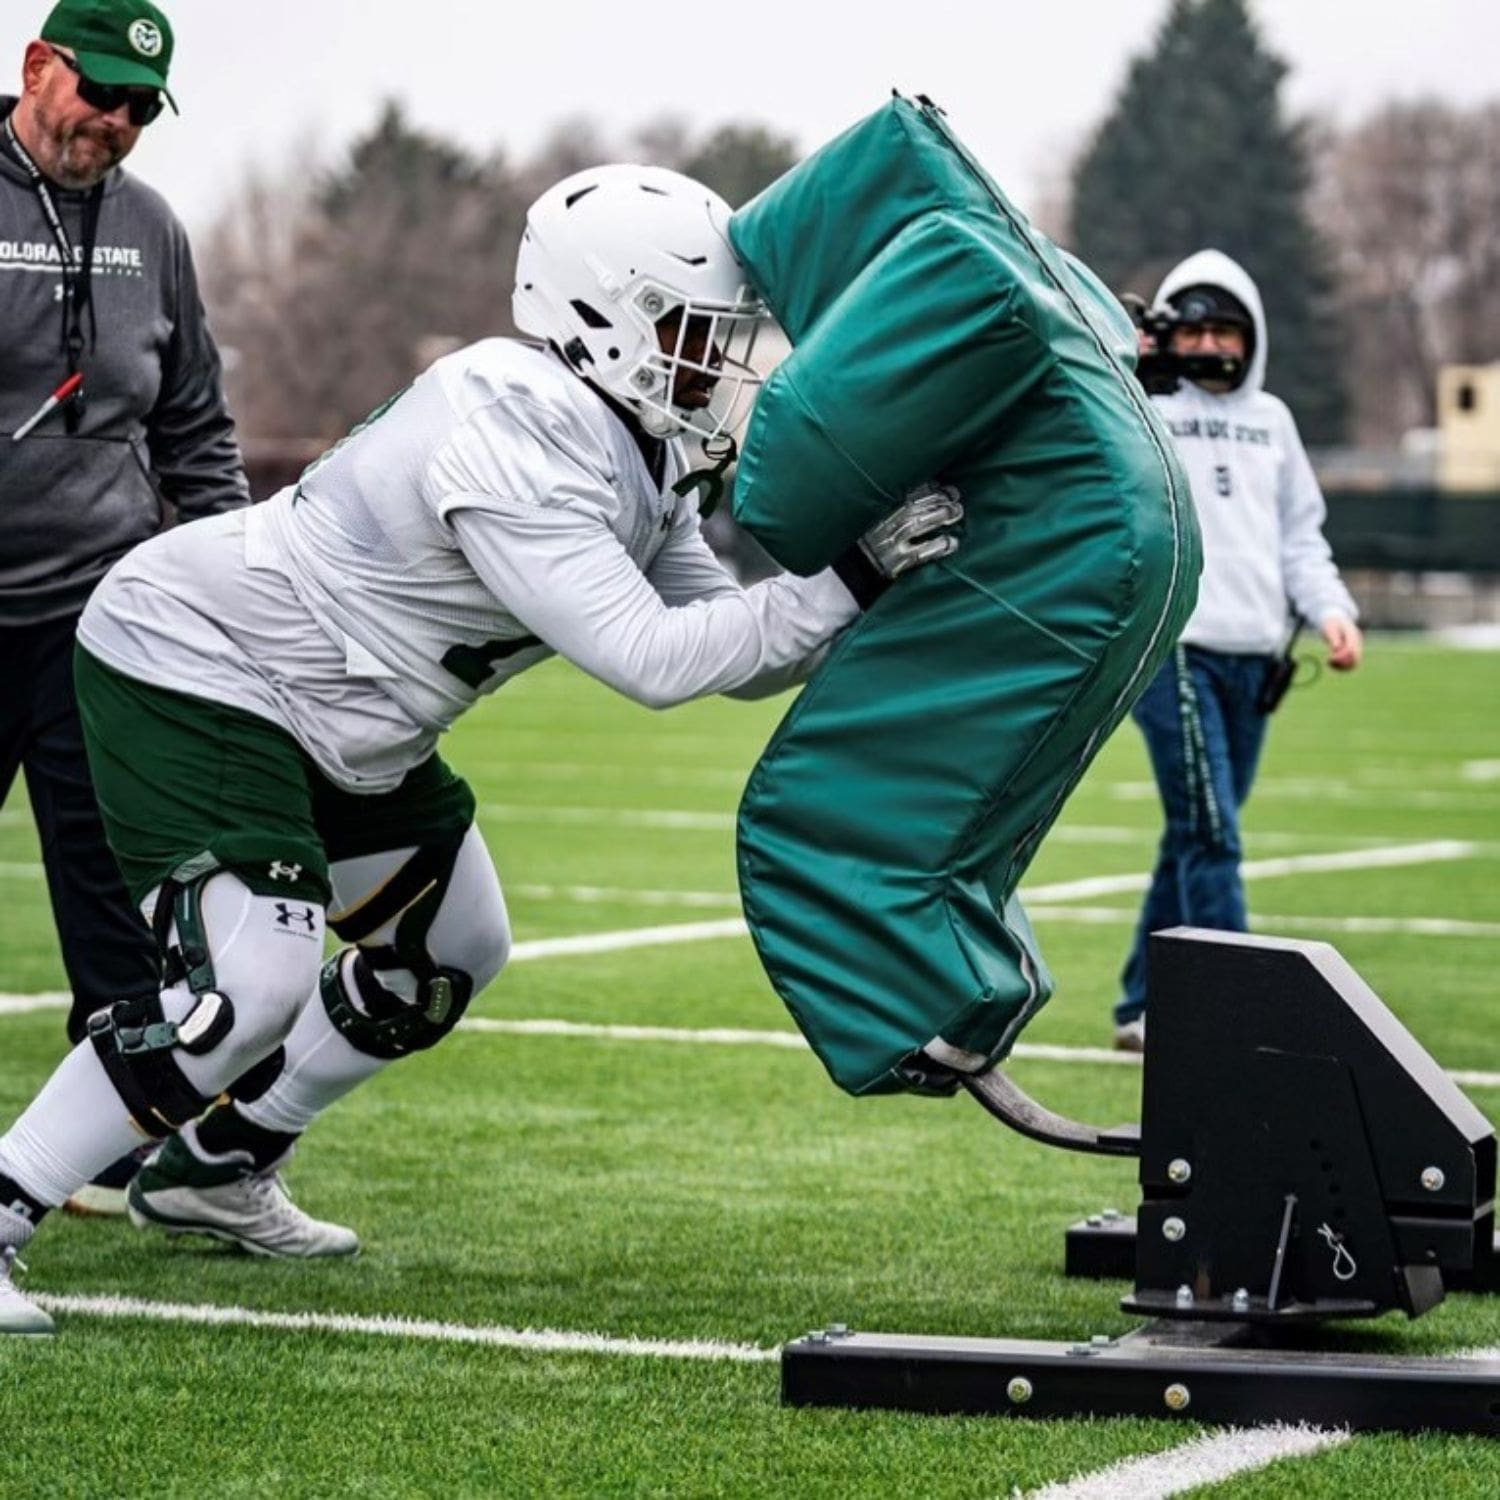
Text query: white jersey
79 339 856 793
1152 251 1357 656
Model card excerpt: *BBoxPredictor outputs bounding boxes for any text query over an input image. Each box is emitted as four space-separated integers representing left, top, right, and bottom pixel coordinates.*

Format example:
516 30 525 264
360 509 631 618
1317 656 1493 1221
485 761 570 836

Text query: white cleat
127 1137 360 1259
63 1183 130 1219
64 1144 155 1219
0 1246 55 1336
1113 1018 1146 1054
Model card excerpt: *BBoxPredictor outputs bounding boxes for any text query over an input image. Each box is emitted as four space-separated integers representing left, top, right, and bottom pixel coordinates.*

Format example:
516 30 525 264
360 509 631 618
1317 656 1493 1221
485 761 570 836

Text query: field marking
1025 840 1477 903
11 998 1500 1088
1464 760 1500 783
461 1018 1500 1088
0 991 70 1016
483 803 736 831
463 1017 809 1049
478 807 1227 841
511 883 739 909
32 1293 777 1363
1027 1424 1351 1499
1112 779 1500 812
506 919 748 960
1026 906 1500 939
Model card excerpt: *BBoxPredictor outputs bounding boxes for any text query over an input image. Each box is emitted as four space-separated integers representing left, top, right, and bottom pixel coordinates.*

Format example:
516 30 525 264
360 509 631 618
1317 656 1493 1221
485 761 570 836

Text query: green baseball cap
40 0 178 113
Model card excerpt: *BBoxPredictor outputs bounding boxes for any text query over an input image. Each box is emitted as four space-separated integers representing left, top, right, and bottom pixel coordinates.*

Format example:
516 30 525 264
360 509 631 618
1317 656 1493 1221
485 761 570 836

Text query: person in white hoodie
1113 249 1362 1051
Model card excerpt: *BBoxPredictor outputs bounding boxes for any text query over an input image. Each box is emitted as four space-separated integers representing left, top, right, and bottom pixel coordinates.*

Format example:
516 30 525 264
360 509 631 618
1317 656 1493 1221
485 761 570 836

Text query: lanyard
4 113 103 433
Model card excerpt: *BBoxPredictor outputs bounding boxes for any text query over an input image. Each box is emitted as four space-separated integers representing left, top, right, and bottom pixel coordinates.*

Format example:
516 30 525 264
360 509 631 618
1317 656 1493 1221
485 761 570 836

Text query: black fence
1324 489 1500 575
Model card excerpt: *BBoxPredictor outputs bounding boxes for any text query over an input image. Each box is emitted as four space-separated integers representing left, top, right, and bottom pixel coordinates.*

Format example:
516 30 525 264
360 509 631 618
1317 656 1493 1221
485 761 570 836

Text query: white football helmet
513 164 765 440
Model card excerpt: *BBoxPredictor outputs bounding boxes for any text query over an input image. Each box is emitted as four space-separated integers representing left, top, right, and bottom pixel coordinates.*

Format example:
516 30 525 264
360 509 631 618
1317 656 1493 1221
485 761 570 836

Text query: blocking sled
782 929 1500 1436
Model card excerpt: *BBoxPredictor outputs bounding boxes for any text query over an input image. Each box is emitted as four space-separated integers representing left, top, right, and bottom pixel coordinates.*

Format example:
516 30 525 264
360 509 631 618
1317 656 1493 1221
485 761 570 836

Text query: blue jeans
1116 646 1273 1024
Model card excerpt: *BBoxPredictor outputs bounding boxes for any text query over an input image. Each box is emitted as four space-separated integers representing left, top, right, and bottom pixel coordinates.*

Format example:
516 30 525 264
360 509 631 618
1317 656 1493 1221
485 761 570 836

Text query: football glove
834 483 964 608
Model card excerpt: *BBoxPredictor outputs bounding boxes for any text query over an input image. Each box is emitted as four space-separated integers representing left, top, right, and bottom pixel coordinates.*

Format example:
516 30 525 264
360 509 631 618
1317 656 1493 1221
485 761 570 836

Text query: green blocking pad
730 98 1202 1095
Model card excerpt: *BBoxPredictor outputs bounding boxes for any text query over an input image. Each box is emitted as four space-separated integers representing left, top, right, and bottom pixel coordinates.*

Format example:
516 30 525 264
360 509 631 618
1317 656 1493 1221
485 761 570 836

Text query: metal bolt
1163 1216 1187 1242
826 1323 850 1338
642 290 665 315
1168 1158 1192 1184
1231 1287 1250 1312
1101 1208 1122 1222
633 368 655 390
1175 1284 1194 1307
806 1330 829 1345
1086 1214 1103 1227
1090 1333 1111 1346
1164 1382 1192 1412
1422 1166 1446 1192
1007 1376 1034 1405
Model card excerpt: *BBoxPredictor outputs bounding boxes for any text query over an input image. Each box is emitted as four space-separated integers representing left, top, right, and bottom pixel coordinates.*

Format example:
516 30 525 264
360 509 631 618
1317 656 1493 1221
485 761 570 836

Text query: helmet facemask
622 283 764 440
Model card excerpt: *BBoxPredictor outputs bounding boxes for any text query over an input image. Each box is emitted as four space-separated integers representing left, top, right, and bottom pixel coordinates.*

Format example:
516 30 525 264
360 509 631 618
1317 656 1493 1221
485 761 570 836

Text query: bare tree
203 104 802 442
1313 100 1500 444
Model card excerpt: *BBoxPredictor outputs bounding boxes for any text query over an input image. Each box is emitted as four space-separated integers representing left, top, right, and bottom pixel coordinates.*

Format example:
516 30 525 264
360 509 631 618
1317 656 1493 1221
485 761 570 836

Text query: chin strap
671 433 738 518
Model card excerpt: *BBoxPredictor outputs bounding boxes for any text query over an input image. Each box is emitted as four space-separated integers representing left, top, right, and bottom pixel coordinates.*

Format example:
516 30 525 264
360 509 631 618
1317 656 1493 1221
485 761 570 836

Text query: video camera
1120 293 1244 396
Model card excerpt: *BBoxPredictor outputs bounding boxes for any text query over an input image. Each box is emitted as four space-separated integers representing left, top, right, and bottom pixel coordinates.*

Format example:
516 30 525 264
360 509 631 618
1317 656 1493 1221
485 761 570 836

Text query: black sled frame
782 929 1500 1436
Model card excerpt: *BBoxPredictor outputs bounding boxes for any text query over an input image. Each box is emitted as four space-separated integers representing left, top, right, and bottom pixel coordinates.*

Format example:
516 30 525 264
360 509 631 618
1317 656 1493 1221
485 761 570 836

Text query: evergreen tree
1069 0 1347 441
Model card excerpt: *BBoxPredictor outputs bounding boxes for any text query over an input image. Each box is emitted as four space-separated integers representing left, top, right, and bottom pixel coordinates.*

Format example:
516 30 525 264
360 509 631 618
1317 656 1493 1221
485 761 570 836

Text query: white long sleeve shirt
1152 251 1357 655
79 339 856 792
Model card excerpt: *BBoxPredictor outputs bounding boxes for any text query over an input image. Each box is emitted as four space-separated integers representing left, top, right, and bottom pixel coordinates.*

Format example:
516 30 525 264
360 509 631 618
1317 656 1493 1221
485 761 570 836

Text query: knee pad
323 832 482 1059
320 949 473 1060
87 987 231 1138
92 857 323 1134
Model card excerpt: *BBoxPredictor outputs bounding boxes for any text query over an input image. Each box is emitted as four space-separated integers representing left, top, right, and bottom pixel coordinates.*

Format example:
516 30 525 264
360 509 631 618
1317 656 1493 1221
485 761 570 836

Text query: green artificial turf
0 640 1497 1496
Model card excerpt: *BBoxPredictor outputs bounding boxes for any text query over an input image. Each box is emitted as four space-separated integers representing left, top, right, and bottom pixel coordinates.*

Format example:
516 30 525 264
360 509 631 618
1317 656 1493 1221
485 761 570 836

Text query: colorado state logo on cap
127 18 163 56
39 0 179 112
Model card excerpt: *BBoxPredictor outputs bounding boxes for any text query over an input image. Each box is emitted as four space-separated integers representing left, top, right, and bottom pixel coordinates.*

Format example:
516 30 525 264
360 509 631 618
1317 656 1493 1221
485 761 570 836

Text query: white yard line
1025 840 1477 903
458 1017 1142 1069
505 918 748 960
1026 1425 1352 1500
0 991 69 1016
463 1017 810 1049
510 883 740 909
458 1021 1500 1088
31 1293 777 1363
1112 780 1500 811
1026 906 1500 939
482 804 736 831
10 999 1500 1087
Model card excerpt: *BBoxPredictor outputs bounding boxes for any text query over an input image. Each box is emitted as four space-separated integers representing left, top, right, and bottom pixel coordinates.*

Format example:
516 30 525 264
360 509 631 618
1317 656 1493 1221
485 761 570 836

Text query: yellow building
1438 364 1500 492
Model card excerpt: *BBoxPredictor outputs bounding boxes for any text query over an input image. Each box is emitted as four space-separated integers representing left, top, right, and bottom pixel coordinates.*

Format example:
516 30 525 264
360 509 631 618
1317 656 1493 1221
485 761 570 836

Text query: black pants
1 615 157 1042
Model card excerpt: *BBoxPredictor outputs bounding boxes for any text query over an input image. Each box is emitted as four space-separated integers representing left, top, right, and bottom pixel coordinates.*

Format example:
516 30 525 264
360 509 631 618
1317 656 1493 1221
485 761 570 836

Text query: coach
1 0 247 1208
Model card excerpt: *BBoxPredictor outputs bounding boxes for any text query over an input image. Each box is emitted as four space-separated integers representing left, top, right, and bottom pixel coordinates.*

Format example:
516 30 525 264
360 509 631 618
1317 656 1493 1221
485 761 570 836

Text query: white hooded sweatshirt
1151 250 1356 655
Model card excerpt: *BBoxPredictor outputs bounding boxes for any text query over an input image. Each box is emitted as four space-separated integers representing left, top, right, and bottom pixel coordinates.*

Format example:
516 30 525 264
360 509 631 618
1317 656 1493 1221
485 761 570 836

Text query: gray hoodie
1150 248 1355 654
1 97 247 625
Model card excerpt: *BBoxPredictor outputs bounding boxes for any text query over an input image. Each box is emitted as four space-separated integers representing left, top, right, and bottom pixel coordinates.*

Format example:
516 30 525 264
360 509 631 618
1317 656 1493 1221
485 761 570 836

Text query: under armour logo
274 903 317 934
268 861 303 882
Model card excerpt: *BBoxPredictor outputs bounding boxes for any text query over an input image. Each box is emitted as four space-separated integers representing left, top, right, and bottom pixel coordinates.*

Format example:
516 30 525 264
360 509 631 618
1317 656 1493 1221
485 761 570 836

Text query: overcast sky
28 0 1500 232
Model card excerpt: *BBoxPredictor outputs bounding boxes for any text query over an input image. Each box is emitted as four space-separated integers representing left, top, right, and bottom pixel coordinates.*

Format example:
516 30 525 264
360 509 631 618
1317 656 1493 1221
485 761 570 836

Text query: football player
0 164 962 1333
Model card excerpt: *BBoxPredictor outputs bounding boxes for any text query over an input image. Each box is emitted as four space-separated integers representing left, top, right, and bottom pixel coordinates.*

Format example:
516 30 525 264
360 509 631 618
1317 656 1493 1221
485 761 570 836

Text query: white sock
238 954 388 1136
0 1041 150 1207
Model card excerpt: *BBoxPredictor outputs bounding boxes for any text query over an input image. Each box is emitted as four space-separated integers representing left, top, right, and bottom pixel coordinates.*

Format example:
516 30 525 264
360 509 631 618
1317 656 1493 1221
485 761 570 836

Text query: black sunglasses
50 47 164 127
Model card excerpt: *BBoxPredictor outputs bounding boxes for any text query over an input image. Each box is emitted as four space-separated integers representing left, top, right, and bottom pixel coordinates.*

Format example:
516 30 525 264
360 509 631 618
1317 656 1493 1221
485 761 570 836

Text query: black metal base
1065 1215 1500 1293
782 1321 1500 1436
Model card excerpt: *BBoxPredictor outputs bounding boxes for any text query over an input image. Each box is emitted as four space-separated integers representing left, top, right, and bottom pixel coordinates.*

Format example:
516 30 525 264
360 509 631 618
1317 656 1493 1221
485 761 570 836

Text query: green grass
1 640 1498 1496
